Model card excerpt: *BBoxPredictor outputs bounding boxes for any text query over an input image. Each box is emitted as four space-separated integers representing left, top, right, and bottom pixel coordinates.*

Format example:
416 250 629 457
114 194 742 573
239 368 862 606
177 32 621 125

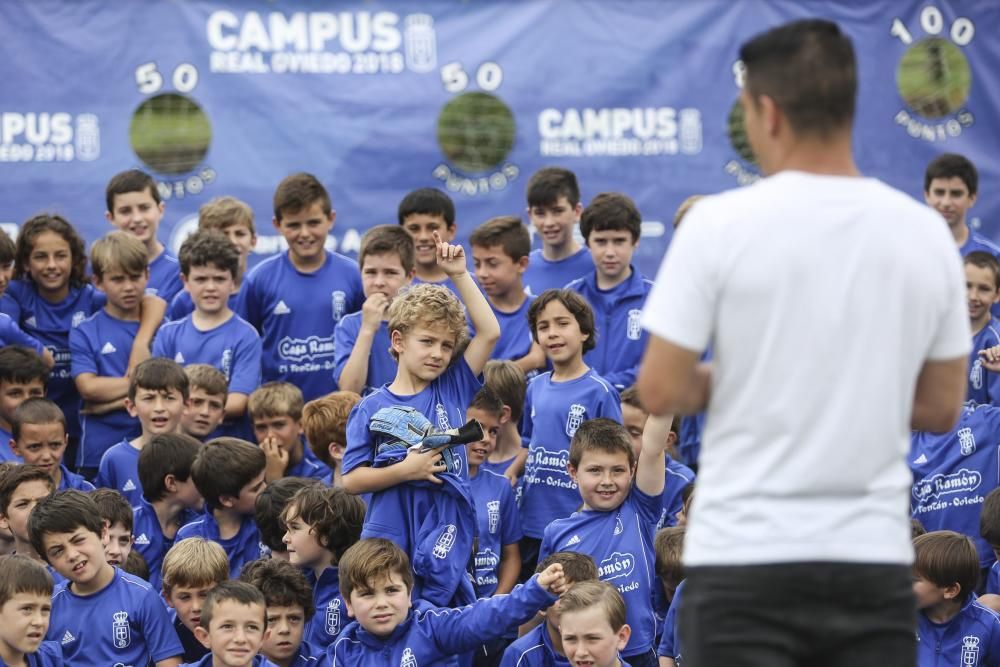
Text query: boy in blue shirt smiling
522 168 591 295
965 252 1000 405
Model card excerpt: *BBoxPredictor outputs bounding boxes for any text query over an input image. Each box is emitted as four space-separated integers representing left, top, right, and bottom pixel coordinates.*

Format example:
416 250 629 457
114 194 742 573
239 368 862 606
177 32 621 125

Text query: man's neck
596 266 632 292
543 239 580 262
552 357 589 382
416 265 449 283
765 132 859 179
489 288 527 312
192 308 234 331
923 599 963 624
213 507 244 540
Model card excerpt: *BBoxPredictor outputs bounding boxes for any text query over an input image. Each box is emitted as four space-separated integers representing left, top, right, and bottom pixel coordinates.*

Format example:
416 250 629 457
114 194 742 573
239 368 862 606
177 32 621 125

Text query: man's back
646 171 969 566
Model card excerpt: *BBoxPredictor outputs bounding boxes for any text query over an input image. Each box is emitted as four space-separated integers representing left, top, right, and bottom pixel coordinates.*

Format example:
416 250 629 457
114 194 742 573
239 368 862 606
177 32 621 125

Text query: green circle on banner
896 37 971 119
726 99 756 166
130 93 212 175
437 92 515 173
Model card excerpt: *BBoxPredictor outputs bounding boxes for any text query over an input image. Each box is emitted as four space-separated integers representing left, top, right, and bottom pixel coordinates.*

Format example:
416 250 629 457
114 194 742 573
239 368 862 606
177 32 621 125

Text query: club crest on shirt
958 427 977 456
433 524 456 559
112 610 131 649
565 404 586 437
72 310 86 328
401 647 418 667
331 291 346 321
487 500 500 534
626 309 642 340
971 359 984 390
435 403 450 430
220 348 233 381
614 516 624 535
325 598 341 636
962 635 980 665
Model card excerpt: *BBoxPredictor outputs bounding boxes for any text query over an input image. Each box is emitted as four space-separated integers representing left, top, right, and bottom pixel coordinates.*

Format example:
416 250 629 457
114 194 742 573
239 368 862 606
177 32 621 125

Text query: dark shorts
679 562 915 667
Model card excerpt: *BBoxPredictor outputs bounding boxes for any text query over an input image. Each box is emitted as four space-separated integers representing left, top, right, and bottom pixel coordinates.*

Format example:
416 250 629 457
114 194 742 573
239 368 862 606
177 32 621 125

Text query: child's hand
504 468 519 487
641 414 673 455
536 563 567 595
261 436 288 482
980 345 1000 373
433 231 468 277
396 445 449 484
360 292 390 333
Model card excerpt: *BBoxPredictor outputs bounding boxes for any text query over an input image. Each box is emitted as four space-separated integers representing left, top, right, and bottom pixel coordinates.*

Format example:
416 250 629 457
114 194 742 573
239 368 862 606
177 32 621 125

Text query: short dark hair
200 580 266 630
526 167 581 208
913 530 979 604
273 173 331 221
179 229 239 279
528 289 597 353
14 214 88 290
359 225 416 275
192 438 266 512
123 549 150 580
536 551 598 584
139 432 202 503
569 418 636 470
925 153 979 196
397 188 455 227
254 477 321 553
0 465 53 517
964 251 1000 289
580 192 641 243
283 486 365 564
739 19 856 138
0 346 49 388
90 489 134 533
340 538 414 601
0 229 15 265
469 216 531 261
185 364 228 398
0 554 53 606
468 385 504 420
129 358 190 402
980 488 1000 546
28 490 105 562
12 397 65 441
106 169 161 213
239 557 316 620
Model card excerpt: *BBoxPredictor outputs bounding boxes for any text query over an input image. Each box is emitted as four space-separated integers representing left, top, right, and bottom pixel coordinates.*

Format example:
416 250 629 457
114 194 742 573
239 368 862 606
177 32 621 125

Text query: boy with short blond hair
161 537 230 664
97 357 189 505
11 397 94 491
176 438 268 577
30 490 183 666
249 382 328 482
558 580 632 667
239 557 322 667
281 485 365 651
169 196 257 321
71 231 148 471
522 168 591 295
0 554 62 666
90 488 135 568
241 173 363 400
0 345 49 462
191 580 276 667
180 364 228 441
302 391 361 487
335 225 413 395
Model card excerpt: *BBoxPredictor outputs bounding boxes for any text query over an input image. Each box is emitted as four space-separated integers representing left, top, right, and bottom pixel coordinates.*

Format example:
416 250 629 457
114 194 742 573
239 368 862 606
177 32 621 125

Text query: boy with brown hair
161 537 230 663
302 390 361 487
190 581 275 667
654 527 685 667
11 397 94 491
90 488 135 568
0 554 62 666
558 580 632 667
335 225 414 395
470 216 545 373
0 345 49 463
180 364 227 441
522 167 591 295
0 465 54 566
254 477 320 561
249 382 328 482
481 360 528 479
964 251 1000 404
397 187 459 291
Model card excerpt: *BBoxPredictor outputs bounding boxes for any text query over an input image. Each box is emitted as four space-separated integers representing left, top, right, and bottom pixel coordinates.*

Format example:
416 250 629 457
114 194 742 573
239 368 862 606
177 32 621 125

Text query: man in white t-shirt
637 19 969 667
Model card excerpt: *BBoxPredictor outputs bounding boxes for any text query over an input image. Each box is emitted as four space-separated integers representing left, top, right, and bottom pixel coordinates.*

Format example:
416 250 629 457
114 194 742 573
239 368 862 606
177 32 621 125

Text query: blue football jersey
488 295 536 363
969 320 1000 406
0 311 45 354
523 248 592 296
470 469 523 598
305 567 347 652
146 249 183 303
175 512 266 578
96 440 143 505
962 231 1000 318
167 289 243 322
333 313 396 395
917 596 1000 667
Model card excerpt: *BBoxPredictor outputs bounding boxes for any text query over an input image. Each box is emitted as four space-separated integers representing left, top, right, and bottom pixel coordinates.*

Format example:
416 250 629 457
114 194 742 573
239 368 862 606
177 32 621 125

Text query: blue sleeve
988 562 1000 595
632 484 665 525
227 327 262 395
537 528 554 564
499 481 523 546
95 450 115 489
342 402 374 474
240 276 263 332
166 291 188 321
424 576 556 654
602 365 637 393
151 325 170 358
139 584 184 662
0 293 21 320
597 384 623 422
520 381 534 448
69 325 98 377
333 317 355 385
0 314 45 354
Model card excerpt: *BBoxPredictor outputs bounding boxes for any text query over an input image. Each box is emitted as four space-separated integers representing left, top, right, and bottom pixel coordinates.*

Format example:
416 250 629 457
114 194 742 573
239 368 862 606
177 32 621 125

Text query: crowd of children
0 150 994 667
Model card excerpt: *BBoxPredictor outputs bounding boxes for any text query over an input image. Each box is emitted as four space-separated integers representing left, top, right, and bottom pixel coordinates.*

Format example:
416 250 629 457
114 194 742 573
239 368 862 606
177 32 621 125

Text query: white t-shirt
643 171 970 566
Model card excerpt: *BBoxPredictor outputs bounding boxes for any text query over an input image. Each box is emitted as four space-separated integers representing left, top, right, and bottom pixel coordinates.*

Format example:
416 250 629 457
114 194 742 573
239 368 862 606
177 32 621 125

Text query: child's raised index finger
432 230 443 245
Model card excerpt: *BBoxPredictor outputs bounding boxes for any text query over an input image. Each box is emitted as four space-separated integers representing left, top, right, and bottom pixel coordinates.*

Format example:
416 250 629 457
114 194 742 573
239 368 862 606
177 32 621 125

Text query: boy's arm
74 373 129 403
636 414 671 497
336 302 385 393
433 232 500 376
504 447 528 486
513 343 546 374
81 397 127 415
128 294 167 376
496 542 521 595
224 392 248 420
225 331 262 419
341 447 449 494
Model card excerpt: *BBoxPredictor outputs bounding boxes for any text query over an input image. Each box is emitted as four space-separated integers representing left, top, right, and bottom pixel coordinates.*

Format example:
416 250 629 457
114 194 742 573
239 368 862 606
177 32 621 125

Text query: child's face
12 422 67 478
620 404 648 459
262 604 306 664
472 244 526 300
222 470 267 515
402 213 454 270
281 510 326 569
587 229 637 285
26 231 73 299
0 260 13 297
184 264 236 316
194 600 268 667
104 521 133 567
560 606 630 667
252 414 303 454
925 176 976 228
220 223 256 271
569 449 634 512
913 575 957 610
41 525 110 588
166 584 215 631
534 300 588 366
182 388 226 438
345 571 412 638
0 479 52 543
965 263 999 324
529 196 581 249
274 202 333 267
465 406 502 468
361 252 411 300
392 325 457 383
96 268 148 316
0 591 51 659
107 188 165 247
126 386 185 436
0 379 45 428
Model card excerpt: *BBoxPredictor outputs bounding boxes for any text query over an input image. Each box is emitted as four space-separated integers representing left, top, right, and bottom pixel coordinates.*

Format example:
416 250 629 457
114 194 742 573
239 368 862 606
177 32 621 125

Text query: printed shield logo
112 611 130 649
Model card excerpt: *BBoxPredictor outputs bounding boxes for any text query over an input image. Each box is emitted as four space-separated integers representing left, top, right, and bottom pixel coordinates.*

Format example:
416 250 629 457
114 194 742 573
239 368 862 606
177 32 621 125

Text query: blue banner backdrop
0 0 997 278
